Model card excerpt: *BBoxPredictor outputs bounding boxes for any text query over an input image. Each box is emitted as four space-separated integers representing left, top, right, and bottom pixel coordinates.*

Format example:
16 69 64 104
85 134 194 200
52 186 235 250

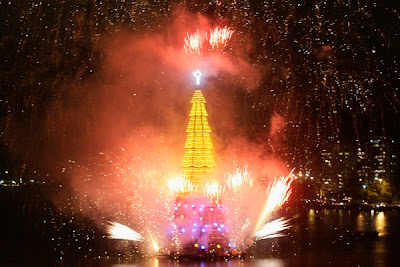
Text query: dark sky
0 1 399 176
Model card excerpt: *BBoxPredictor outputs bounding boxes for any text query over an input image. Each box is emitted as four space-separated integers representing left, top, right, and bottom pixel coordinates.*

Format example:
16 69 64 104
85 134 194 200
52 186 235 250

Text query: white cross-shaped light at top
193 69 203 86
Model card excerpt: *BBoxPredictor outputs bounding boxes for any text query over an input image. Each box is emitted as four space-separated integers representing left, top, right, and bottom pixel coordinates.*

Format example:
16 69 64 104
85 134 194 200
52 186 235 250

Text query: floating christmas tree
171 70 228 257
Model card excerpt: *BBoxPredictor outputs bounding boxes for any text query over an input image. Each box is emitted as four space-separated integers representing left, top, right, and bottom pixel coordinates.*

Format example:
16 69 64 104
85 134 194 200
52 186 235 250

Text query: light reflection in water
373 211 387 264
338 209 343 228
357 213 365 232
255 258 285 267
308 209 316 234
308 208 315 219
375 212 386 236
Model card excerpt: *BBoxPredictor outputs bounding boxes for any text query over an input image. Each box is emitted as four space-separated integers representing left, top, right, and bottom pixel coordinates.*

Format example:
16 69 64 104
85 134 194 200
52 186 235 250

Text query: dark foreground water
2 186 400 266
102 209 400 267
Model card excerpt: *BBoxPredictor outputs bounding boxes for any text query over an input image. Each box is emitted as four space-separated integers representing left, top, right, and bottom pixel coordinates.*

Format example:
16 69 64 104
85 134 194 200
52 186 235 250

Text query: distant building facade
357 136 398 199
320 148 355 197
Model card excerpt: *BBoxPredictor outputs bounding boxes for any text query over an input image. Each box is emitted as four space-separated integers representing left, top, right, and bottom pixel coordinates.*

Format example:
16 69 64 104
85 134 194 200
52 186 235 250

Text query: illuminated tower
181 71 216 186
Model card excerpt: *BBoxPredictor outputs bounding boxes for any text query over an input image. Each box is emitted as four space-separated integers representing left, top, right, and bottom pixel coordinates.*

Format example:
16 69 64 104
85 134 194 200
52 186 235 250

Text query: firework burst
184 26 234 55
167 175 196 193
224 165 252 191
209 26 234 49
184 30 203 54
203 180 222 201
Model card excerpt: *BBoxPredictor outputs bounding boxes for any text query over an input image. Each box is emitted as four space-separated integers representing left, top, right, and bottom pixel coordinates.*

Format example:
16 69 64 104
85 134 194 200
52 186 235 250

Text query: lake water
2 187 399 267
101 208 400 266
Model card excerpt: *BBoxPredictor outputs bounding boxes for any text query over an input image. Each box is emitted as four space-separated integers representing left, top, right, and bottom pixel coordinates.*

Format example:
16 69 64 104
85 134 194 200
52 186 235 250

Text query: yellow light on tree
181 89 216 186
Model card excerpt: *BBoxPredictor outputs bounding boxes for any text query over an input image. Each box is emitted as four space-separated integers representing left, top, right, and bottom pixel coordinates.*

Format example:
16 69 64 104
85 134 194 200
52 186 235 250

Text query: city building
320 148 355 198
357 136 398 199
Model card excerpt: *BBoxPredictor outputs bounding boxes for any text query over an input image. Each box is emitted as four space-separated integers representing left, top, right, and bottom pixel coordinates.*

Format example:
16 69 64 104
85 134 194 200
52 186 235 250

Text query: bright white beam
193 69 203 86
253 217 291 240
106 221 143 241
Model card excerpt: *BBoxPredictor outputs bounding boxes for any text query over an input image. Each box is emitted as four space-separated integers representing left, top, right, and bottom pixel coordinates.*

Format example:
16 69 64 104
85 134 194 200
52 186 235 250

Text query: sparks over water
107 222 143 241
254 217 291 240
253 171 294 235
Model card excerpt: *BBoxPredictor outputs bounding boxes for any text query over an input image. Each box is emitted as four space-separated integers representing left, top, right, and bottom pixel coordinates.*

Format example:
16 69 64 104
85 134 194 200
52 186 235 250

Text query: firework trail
151 238 159 252
219 166 294 248
253 217 291 240
253 171 294 235
107 221 143 241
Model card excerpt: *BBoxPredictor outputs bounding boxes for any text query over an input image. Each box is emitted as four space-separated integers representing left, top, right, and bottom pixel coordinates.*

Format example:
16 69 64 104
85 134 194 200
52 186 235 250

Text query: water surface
102 208 400 266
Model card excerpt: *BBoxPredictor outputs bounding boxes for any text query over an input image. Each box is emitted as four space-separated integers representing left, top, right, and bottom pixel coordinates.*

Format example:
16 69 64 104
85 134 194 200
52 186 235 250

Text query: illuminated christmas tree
170 70 229 257
181 89 216 186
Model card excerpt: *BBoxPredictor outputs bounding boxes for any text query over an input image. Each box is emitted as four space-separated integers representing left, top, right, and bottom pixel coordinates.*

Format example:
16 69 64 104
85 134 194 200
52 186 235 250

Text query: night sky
0 0 399 177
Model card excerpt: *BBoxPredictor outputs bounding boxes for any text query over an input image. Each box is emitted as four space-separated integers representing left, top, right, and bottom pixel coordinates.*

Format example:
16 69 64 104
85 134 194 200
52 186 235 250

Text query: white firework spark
253 217 291 240
107 221 143 241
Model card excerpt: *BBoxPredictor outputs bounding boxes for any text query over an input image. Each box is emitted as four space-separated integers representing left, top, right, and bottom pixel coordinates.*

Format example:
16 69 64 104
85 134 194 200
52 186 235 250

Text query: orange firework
209 26 234 49
253 170 294 235
184 30 202 54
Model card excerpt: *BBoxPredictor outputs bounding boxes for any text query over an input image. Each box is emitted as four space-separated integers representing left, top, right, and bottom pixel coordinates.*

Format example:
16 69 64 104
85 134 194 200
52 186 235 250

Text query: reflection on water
308 209 315 234
337 209 343 228
357 212 365 232
356 210 387 236
253 258 284 267
375 212 386 236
